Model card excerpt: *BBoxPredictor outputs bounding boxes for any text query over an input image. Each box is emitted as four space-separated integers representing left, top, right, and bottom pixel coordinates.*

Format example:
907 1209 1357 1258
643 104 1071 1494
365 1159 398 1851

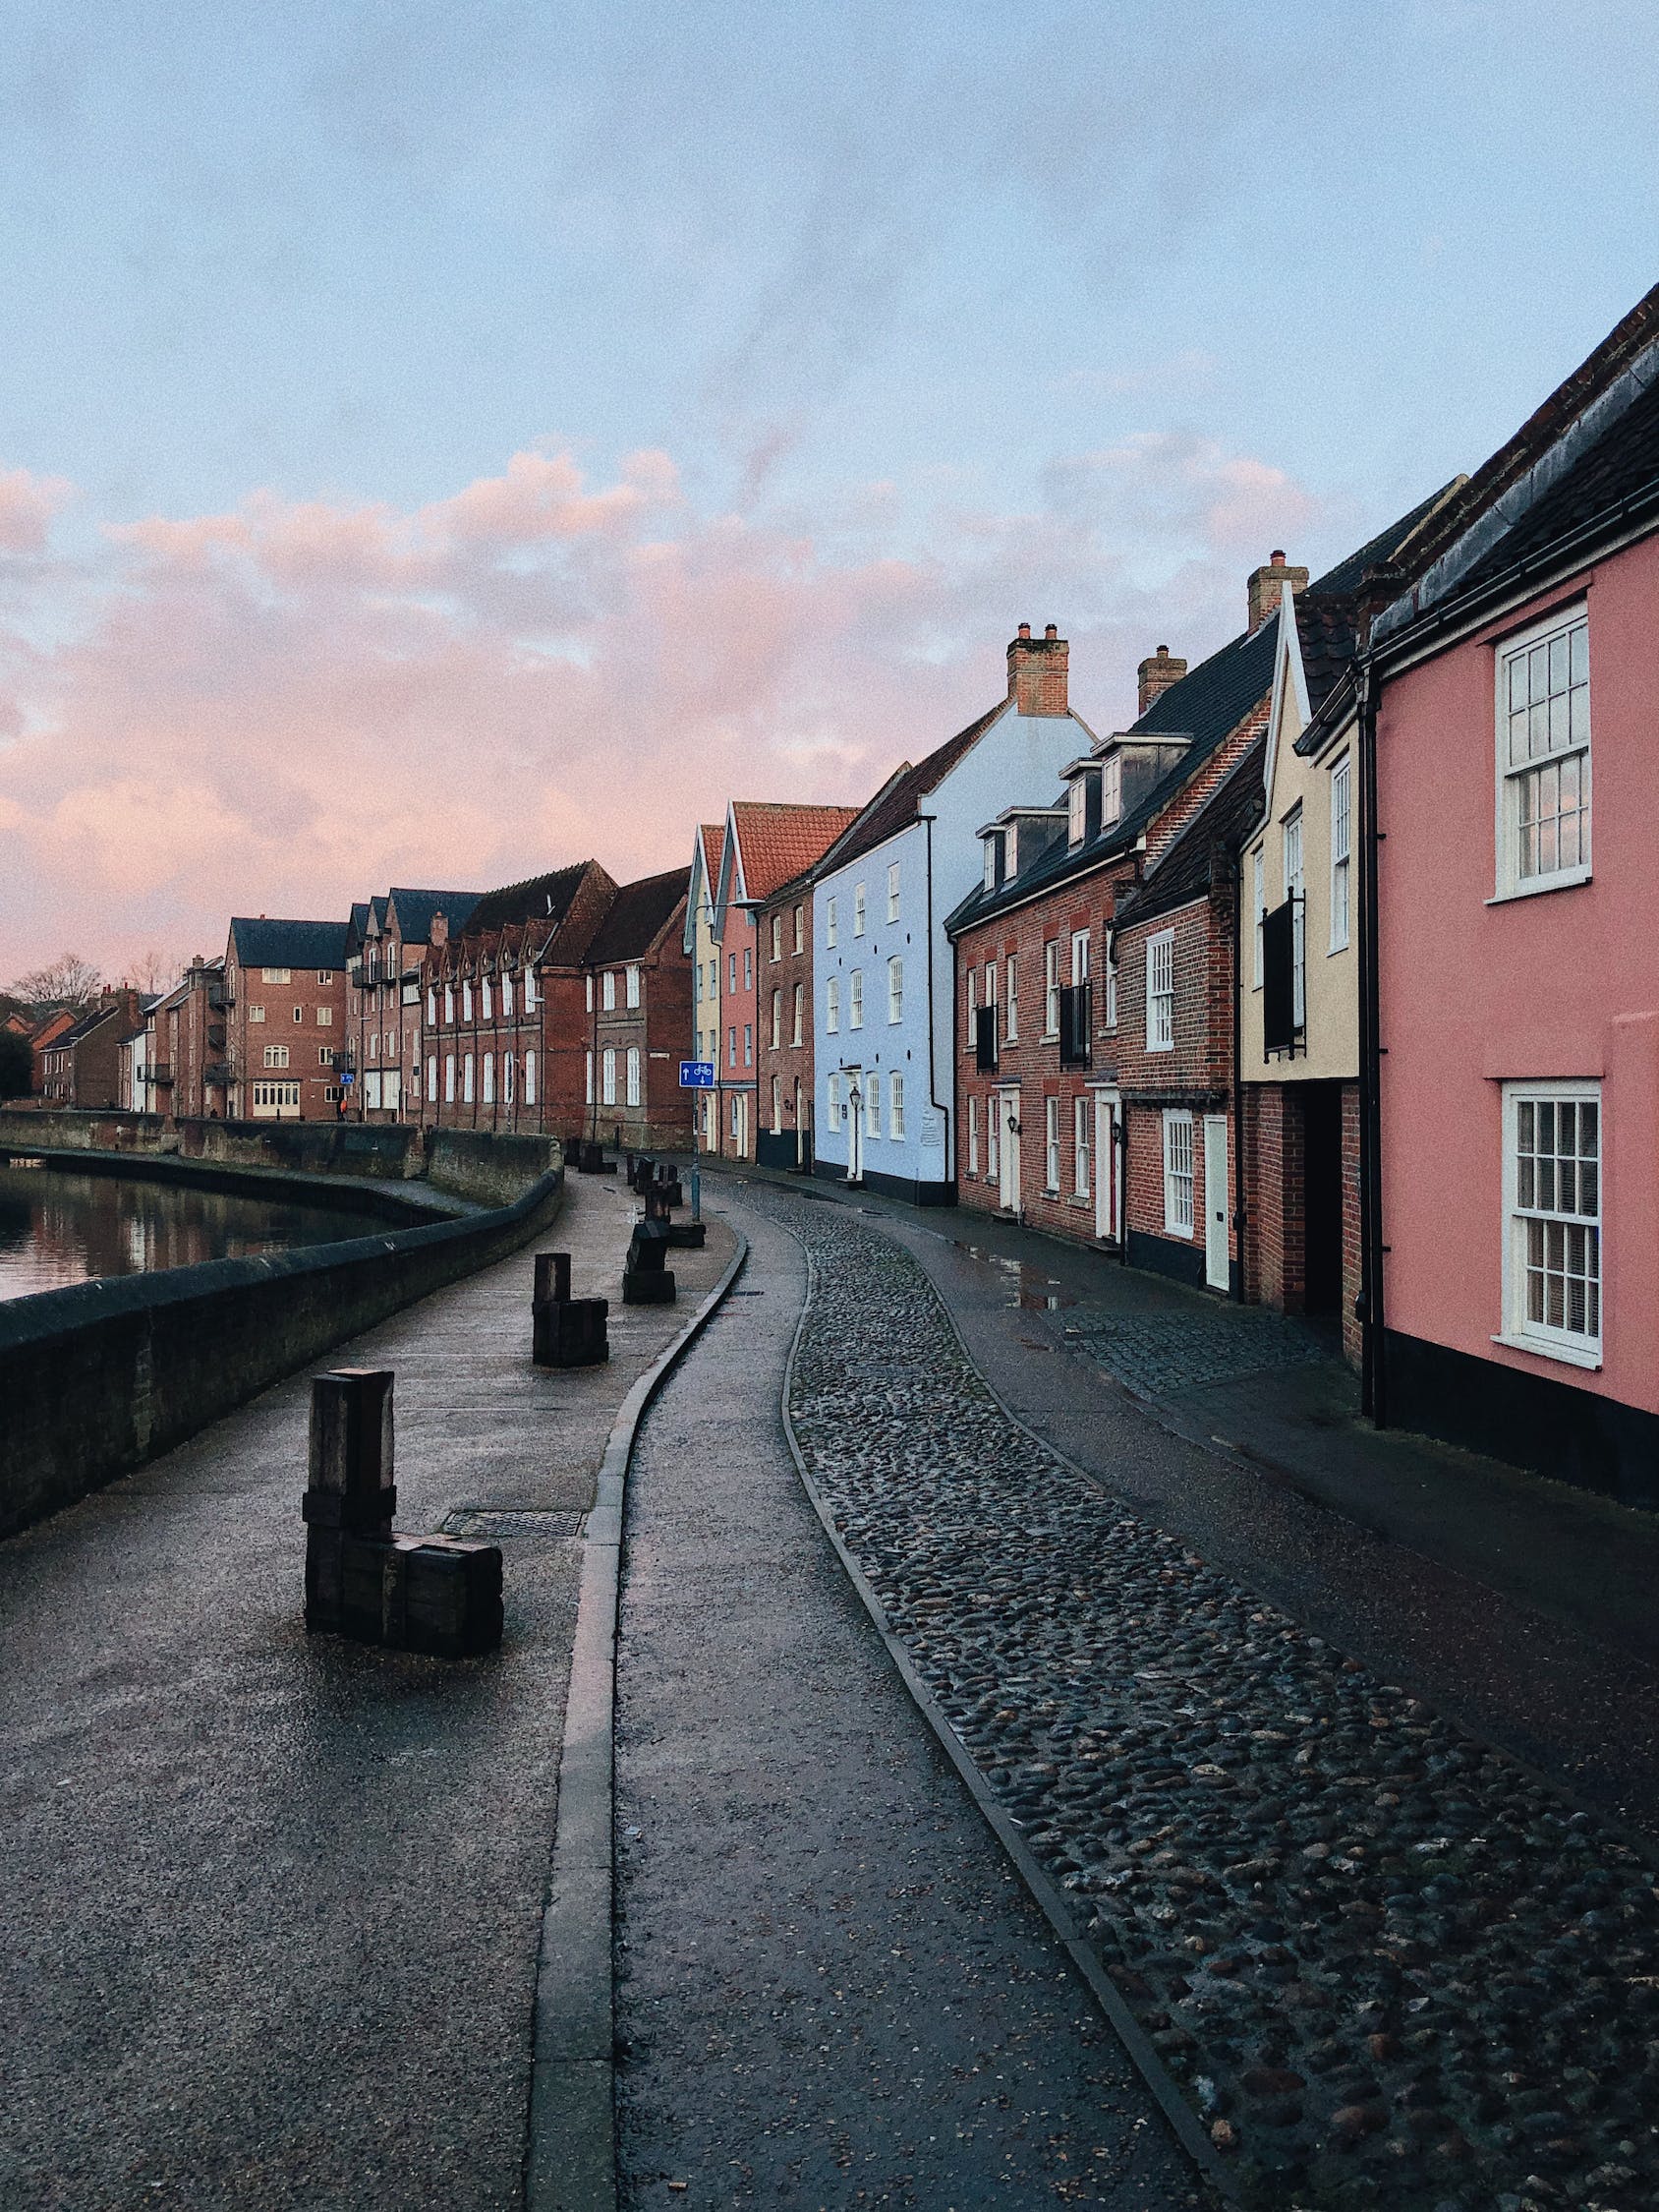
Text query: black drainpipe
1356 659 1388 1425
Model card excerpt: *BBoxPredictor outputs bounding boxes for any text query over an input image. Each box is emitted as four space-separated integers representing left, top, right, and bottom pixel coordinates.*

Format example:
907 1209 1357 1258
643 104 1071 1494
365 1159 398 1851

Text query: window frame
1043 940 1060 1037
1493 604 1592 902
887 861 900 922
826 976 839 1034
1329 755 1352 954
1251 846 1266 989
1163 1108 1195 1237
1073 1094 1090 1196
826 896 838 949
888 1072 905 1140
853 884 866 938
848 969 863 1030
1145 929 1174 1052
1005 953 1018 1040
1066 776 1086 847
1044 1094 1060 1193
1498 1079 1603 1368
887 955 903 1024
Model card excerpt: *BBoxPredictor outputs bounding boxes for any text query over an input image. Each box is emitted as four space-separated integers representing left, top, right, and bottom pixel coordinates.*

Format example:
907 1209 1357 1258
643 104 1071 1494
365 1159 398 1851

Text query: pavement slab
0 1174 732 2212
735 1181 1659 2212
613 1200 1211 2212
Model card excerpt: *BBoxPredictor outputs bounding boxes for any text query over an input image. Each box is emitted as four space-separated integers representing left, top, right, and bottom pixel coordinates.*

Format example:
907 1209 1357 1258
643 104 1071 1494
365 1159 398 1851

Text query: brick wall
1240 1077 1362 1369
755 888 816 1165
1342 1079 1362 1368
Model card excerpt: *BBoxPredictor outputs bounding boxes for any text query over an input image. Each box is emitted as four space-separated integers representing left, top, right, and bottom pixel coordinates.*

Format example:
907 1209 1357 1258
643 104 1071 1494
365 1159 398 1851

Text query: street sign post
679 1062 715 1220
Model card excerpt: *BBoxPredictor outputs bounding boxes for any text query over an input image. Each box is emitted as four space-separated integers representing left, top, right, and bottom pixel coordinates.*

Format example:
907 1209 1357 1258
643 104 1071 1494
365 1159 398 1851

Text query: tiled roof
54 1004 120 1048
1457 365 1659 589
586 868 687 964
730 801 862 902
463 863 598 939
820 702 1010 877
230 916 351 968
700 824 723 883
386 887 485 941
1115 741 1266 931
1306 481 1463 600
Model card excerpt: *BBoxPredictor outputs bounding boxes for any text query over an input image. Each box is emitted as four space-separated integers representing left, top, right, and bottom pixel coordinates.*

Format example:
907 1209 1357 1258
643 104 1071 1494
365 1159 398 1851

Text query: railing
204 1060 233 1085
1058 981 1092 1069
207 981 232 1011
974 1005 999 1074
149 1063 174 1086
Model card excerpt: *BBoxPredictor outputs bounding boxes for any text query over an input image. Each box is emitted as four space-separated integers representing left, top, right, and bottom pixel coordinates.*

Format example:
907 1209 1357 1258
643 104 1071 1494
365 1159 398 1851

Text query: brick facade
224 922 349 1121
754 882 817 1171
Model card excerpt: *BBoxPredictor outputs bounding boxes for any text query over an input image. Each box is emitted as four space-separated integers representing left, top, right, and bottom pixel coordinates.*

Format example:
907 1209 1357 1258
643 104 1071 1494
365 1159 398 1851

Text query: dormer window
1066 778 1086 847
1102 755 1122 827
1004 825 1017 877
983 837 999 893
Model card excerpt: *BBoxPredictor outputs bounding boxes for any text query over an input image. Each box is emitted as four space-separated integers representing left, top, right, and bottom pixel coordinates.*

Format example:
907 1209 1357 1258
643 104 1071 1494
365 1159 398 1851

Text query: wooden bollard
535 1251 573 1307
531 1249 609 1368
303 1368 503 1659
623 1218 676 1306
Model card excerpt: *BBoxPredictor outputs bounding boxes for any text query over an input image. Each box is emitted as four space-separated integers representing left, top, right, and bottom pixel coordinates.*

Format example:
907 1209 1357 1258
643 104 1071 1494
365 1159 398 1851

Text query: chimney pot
1044 622 1058 639
1017 622 1031 639
1271 549 1285 563
1006 623 1069 717
1246 551 1310 634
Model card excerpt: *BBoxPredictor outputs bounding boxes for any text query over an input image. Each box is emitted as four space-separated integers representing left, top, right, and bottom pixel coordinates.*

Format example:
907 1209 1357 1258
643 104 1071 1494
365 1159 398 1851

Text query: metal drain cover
437 1508 585 1539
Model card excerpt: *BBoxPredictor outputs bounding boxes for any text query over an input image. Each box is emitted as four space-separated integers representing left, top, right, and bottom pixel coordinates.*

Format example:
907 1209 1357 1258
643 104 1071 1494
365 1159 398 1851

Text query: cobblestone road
749 1186 1659 2212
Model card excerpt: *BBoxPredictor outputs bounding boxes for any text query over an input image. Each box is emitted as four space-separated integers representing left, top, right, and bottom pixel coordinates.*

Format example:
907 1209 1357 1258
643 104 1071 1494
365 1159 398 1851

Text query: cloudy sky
2 0 1655 976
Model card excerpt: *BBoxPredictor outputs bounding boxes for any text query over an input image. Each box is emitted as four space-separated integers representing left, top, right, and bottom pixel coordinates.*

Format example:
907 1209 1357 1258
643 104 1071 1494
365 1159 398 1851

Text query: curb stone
524 1225 750 2212
773 1223 1238 2208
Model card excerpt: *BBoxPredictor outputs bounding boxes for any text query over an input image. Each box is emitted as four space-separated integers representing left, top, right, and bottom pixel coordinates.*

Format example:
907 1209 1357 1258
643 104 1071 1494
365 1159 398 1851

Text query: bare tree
11 953 105 1010
119 948 180 996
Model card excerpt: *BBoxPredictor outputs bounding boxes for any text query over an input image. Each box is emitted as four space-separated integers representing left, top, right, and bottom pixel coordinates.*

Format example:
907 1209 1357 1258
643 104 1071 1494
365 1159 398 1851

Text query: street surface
614 1201 1209 2209
0 1176 731 2212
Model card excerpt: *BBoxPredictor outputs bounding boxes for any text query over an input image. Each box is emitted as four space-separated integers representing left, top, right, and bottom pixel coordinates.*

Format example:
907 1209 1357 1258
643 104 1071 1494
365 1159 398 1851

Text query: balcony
204 1060 233 1086
207 980 232 1011
974 1005 999 1074
1058 981 1092 1070
207 1023 227 1050
149 1063 174 1086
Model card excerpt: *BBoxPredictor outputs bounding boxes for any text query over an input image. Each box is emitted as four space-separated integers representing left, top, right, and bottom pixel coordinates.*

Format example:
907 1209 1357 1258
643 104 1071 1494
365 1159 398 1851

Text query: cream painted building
683 823 724 1151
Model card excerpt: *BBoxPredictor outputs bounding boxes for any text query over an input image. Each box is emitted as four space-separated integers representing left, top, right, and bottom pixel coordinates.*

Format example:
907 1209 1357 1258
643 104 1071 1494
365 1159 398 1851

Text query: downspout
921 815 951 1195
1356 658 1388 1425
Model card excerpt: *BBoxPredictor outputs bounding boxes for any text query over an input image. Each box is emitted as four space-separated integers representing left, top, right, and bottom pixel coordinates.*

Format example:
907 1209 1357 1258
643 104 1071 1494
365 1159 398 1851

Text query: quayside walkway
0 1174 732 2212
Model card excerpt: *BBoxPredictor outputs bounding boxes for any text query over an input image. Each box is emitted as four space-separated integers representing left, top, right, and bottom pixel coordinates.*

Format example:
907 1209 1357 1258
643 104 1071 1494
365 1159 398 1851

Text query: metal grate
436 1508 584 1539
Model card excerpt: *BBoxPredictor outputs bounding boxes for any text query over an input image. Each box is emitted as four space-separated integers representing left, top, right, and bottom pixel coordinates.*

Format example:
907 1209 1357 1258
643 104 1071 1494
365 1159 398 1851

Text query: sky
1 0 1655 979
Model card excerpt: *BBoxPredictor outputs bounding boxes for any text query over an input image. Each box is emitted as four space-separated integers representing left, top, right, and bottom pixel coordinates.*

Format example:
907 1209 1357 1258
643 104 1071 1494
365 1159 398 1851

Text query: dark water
0 1163 395 1303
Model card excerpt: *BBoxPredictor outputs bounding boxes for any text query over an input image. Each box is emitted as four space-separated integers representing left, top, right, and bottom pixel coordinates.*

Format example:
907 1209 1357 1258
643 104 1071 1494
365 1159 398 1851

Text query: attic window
1102 756 1122 828
1066 779 1086 847
983 837 999 893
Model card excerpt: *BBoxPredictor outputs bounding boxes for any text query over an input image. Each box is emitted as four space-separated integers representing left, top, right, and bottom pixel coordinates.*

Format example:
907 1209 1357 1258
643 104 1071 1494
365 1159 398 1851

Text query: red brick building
224 918 350 1120
728 803 860 1172
148 959 230 1120
35 990 145 1110
946 604 1279 1275
346 886 483 1122
578 868 694 1154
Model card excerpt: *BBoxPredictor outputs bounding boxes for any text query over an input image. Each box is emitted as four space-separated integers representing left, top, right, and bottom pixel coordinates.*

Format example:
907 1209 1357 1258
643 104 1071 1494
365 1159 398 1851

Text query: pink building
1368 286 1659 1501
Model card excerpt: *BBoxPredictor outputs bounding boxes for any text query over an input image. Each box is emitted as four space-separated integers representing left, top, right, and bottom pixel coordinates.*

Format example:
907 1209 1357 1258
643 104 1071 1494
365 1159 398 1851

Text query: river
0 1161 398 1303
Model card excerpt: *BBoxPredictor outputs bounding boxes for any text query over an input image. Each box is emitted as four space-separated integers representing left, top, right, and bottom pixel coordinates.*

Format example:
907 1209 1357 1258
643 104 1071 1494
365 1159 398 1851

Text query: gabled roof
229 917 351 969
586 869 687 965
1115 741 1266 932
384 886 485 942
53 1003 122 1048
684 824 725 954
821 702 1010 879
729 802 862 904
463 863 599 939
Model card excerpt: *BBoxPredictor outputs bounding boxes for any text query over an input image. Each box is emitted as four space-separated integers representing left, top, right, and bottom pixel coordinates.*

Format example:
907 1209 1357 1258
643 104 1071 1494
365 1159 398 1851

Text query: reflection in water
0 1165 393 1303
953 1243 1077 1310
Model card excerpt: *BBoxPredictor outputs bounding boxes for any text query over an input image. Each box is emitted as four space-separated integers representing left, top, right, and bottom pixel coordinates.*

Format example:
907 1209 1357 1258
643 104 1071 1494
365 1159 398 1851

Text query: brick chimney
1136 644 1186 716
1006 622 1069 717
1247 550 1309 634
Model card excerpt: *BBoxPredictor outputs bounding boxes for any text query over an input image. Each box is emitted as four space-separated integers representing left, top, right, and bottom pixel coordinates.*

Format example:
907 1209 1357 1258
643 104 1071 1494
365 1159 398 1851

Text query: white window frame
524 1051 537 1105
626 1045 641 1106
1005 954 1018 1040
983 839 998 893
502 973 514 1017
1498 1080 1602 1367
262 1043 290 1069
601 1047 616 1105
1146 929 1174 1052
771 987 782 1049
261 967 291 984
744 947 753 989
964 966 977 1046
791 982 804 1046
848 969 863 1030
602 970 616 1012
427 987 437 1024
888 1072 905 1140
585 974 594 1014
771 1074 782 1133
585 1049 594 1104
887 956 903 1024
1101 754 1121 828
826 896 838 949
1283 808 1304 1028
1067 776 1086 847
967 1093 979 1175
1073 1094 1090 1196
1043 940 1060 1036
445 1053 456 1103
1044 1095 1060 1193
483 979 492 1019
445 984 455 1023
1329 756 1352 954
483 1052 495 1103
853 884 866 938
462 981 473 1020
463 1053 475 1103
504 1051 515 1105
887 861 900 921
827 1072 842 1133
1163 1109 1194 1237
1103 931 1116 1030
743 1022 752 1067
249 1005 265 1024
1494 605 1591 902
427 1054 437 1101
793 903 804 955
987 1095 1000 1179
770 913 782 962
525 968 538 1010
864 1072 880 1137
826 977 839 1034
1070 927 1090 987
626 963 641 1008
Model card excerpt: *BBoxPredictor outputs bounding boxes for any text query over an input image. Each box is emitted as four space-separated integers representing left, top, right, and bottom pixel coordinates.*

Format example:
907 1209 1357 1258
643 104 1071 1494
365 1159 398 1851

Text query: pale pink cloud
0 466 72 554
0 435 1332 976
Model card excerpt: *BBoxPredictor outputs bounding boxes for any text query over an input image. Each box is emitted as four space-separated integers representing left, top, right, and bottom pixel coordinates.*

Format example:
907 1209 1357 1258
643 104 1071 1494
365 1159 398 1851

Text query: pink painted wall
1377 531 1659 1417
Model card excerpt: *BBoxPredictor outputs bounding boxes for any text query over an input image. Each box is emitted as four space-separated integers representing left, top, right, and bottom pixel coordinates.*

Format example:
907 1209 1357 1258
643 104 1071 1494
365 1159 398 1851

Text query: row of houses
685 287 1659 1506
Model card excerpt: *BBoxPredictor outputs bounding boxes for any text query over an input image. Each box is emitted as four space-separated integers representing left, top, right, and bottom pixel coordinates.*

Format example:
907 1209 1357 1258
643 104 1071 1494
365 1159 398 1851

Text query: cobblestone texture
757 1190 1659 2212
1062 1310 1334 1398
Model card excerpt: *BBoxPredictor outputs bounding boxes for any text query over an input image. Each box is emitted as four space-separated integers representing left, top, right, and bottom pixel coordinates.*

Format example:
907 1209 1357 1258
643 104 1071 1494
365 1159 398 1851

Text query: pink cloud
0 466 72 554
0 435 1331 976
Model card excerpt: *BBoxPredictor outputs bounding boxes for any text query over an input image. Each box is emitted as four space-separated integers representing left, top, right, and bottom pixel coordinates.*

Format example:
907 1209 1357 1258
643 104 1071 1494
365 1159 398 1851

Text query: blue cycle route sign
679 1060 715 1089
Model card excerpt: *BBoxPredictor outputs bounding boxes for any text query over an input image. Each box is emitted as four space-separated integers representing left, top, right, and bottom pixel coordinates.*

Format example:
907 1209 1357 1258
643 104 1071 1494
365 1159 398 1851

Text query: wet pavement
0 1176 732 2212
613 1200 1210 2211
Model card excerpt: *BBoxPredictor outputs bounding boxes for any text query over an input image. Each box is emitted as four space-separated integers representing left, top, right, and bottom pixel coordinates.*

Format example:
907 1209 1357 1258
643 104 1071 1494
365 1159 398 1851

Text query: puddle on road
953 1244 1077 1311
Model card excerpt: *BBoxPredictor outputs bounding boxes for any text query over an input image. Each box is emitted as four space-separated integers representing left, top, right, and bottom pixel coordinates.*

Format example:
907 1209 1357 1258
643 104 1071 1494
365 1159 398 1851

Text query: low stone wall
429 1129 562 1207
0 1167 564 1543
0 1109 430 1180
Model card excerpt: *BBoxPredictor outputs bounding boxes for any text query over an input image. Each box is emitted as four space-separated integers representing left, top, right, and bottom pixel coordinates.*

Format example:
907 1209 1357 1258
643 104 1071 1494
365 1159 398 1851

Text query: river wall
0 1128 565 1543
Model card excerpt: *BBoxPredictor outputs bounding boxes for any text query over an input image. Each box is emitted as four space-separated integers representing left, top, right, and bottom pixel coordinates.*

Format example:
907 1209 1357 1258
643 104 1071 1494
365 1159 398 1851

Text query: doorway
1203 1115 1230 1292
998 1089 1021 1213
1093 1091 1120 1242
1300 1082 1344 1314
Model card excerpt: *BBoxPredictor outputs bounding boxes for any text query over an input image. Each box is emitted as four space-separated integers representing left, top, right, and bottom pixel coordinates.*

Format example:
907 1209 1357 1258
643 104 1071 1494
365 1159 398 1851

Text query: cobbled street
736 1183 1659 2212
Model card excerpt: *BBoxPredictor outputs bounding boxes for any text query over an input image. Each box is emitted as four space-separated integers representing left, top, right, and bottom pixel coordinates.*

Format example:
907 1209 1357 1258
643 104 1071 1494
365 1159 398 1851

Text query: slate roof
821 702 1010 878
730 801 862 902
1114 741 1266 931
1305 481 1461 600
463 863 598 939
51 1004 121 1050
385 886 485 941
1456 365 1659 590
586 868 687 965
230 917 351 968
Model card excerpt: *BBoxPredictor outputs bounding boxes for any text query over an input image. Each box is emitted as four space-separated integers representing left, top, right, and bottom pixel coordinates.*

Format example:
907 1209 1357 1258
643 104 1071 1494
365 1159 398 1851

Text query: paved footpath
719 1182 1659 2212
613 1201 1211 2212
0 1173 732 2212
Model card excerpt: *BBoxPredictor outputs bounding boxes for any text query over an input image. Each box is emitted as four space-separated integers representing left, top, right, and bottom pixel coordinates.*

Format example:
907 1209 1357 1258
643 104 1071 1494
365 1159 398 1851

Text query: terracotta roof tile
729 801 862 902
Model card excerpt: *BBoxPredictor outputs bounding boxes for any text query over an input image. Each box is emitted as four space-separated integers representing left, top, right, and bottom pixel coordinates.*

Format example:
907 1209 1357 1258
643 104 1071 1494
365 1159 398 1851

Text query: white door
736 1091 749 1159
998 1090 1020 1212
1094 1092 1119 1242
1203 1115 1230 1291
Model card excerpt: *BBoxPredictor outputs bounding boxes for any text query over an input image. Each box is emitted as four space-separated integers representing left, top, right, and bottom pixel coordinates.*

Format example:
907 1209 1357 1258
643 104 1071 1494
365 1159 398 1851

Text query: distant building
683 826 725 1154
346 886 483 1121
36 990 144 1109
580 868 694 1154
149 959 227 1120
223 919 351 1120
28 1008 77 1096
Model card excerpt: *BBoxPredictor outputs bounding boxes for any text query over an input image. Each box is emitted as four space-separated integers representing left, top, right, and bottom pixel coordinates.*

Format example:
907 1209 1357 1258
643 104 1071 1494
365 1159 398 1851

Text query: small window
791 983 804 1046
827 977 839 1034
626 963 641 1008
293 1004 304 1023
826 897 838 949
601 1047 616 1105
848 970 863 1029
319 1045 335 1066
853 884 866 937
1044 941 1060 1035
1504 1083 1601 1361
262 1043 290 1069
827 1072 842 1132
771 913 782 962
1103 933 1117 1030
1146 930 1174 1051
864 1072 880 1137
316 969 333 986
249 1005 265 1023
771 987 782 1048
887 861 900 921
887 956 903 1024
1329 758 1352 952
793 903 804 954
1005 955 1018 1040
1045 1095 1060 1192
1497 608 1590 898
1073 1095 1090 1195
967 1094 979 1175
626 1045 641 1106
1163 1109 1194 1235
602 970 616 1012
1067 777 1086 846
888 1073 905 1139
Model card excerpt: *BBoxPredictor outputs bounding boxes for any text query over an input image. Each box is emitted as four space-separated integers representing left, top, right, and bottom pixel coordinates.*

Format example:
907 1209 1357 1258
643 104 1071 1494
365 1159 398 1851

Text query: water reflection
0 1165 393 1303
954 1243 1077 1310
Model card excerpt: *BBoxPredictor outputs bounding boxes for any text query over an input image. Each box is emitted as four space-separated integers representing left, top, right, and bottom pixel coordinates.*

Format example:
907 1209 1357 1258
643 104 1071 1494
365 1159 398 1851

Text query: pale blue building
813 626 1092 1202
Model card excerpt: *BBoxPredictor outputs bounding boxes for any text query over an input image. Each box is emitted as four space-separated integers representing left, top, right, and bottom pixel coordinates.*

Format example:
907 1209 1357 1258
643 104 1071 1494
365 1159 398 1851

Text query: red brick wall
755 890 816 1161
1342 1080 1362 1368
1241 1077 1362 1368
227 960 347 1120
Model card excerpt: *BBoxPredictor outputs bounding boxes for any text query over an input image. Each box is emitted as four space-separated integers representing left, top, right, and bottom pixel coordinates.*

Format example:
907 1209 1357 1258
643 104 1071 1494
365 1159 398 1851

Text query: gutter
1355 660 1387 1425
